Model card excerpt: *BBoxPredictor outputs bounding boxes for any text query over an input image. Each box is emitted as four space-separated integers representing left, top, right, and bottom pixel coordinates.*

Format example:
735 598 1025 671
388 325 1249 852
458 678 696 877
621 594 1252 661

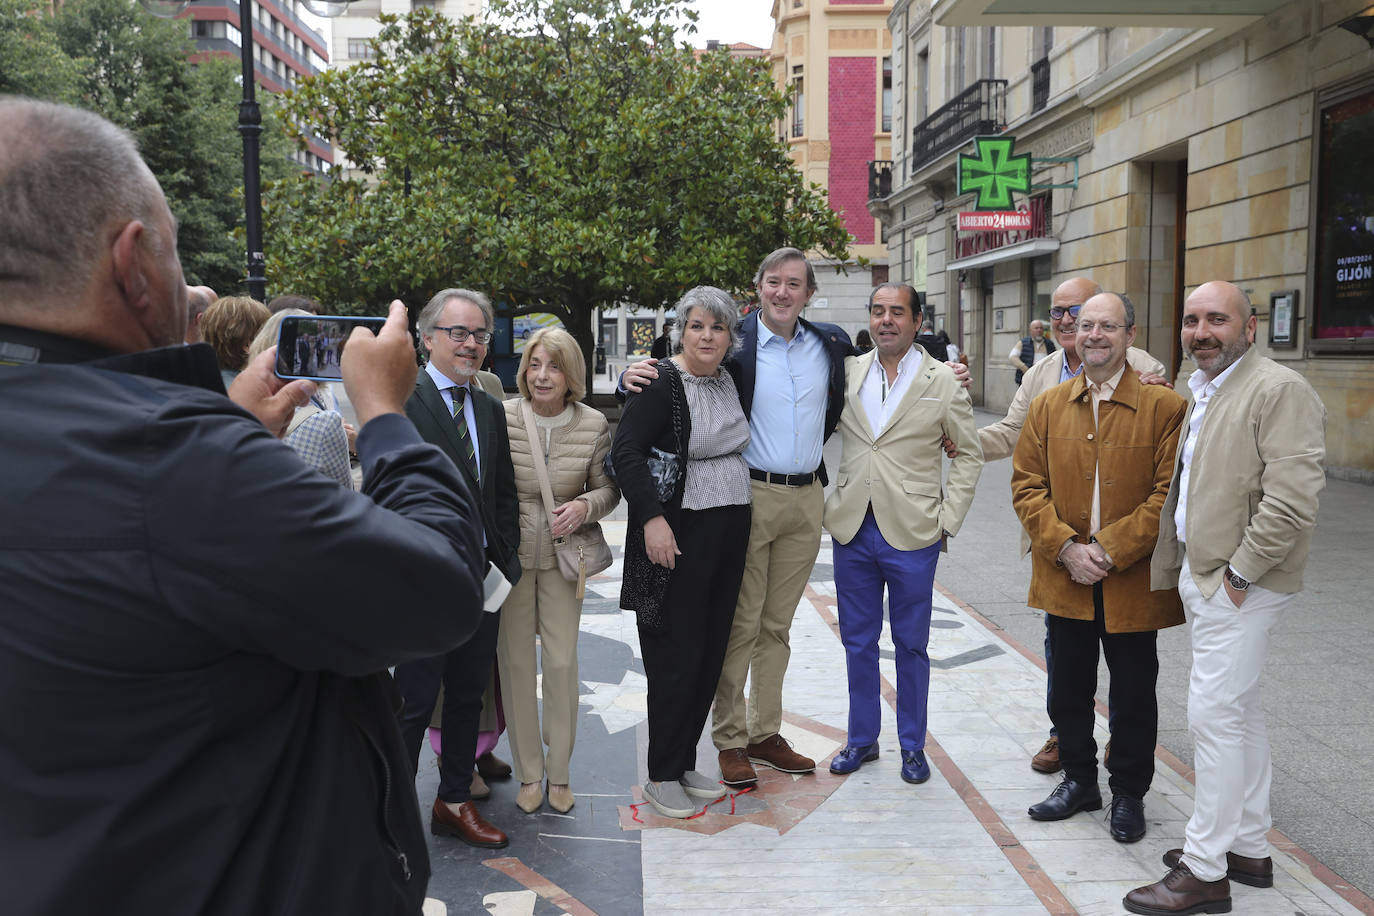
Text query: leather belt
749 468 817 487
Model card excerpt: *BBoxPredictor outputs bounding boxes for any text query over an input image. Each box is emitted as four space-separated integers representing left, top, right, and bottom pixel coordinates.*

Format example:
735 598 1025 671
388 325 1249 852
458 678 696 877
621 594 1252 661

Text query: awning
945 237 1060 272
933 0 1290 27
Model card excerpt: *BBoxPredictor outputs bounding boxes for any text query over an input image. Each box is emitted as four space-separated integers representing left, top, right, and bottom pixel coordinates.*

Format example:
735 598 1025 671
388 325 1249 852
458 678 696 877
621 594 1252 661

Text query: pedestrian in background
202 295 269 388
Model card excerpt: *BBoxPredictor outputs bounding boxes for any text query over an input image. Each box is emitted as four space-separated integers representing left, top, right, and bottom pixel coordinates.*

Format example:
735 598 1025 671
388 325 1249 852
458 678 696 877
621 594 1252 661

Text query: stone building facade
871 0 1374 476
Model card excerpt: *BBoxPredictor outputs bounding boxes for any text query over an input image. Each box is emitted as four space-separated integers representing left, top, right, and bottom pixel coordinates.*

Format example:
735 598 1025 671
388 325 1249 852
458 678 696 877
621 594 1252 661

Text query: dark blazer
406 368 522 583
726 311 853 483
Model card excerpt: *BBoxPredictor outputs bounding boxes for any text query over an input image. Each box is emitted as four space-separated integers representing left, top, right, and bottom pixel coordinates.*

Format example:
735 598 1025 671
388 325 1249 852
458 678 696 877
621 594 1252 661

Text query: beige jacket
504 399 620 571
979 346 1166 462
825 347 984 550
1151 349 1326 598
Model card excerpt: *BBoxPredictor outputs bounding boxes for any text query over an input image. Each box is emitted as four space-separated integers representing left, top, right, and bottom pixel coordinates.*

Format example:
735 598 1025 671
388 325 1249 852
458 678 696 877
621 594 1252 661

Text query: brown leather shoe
1031 736 1062 773
747 733 815 774
718 747 758 787
476 751 513 781
1124 863 1231 915
1163 848 1273 889
430 799 509 849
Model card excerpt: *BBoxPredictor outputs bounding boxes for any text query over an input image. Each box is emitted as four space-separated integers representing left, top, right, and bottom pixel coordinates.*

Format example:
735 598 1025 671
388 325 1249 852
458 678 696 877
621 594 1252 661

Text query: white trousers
1178 556 1294 882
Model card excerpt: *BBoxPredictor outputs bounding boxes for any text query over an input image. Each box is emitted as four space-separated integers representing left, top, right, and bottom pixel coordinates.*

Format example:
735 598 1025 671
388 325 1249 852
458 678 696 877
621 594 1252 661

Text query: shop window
1315 88 1374 340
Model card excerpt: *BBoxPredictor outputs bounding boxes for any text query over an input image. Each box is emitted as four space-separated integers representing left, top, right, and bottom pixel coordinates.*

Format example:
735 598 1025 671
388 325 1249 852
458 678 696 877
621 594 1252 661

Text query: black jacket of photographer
0 327 487 916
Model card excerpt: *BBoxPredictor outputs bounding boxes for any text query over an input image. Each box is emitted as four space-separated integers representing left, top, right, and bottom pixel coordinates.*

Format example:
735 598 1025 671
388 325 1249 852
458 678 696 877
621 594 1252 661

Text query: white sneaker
643 780 698 818
679 770 728 800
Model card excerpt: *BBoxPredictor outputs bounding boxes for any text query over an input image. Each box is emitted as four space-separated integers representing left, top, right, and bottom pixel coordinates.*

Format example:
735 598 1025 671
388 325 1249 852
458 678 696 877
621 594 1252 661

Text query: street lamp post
236 0 267 301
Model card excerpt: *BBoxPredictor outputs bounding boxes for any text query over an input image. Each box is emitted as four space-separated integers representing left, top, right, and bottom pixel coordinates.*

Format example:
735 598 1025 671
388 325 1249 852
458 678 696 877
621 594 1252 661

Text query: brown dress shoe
476 751 513 781
1124 862 1231 915
1031 736 1062 773
747 734 815 774
430 799 509 849
1162 848 1273 889
718 747 758 787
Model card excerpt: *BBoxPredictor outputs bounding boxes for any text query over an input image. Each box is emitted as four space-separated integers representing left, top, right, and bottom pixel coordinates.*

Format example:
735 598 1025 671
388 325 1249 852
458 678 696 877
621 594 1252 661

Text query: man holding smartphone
0 98 489 915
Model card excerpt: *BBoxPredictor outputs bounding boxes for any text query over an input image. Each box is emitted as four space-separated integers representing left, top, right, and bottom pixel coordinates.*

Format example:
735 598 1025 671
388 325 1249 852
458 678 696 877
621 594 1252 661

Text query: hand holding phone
340 300 420 427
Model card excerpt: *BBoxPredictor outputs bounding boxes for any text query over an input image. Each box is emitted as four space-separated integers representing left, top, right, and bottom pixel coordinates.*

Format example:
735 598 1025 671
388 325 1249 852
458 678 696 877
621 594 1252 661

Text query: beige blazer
1151 348 1326 598
824 347 984 550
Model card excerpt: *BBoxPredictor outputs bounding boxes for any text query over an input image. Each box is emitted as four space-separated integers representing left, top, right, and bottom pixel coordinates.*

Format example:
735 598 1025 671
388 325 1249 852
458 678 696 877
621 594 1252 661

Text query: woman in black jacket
612 287 752 819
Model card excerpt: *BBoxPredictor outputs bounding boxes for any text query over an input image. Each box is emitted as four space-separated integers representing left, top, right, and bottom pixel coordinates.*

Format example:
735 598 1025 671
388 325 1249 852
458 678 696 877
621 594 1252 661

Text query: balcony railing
910 78 1007 173
868 159 893 201
1031 57 1050 113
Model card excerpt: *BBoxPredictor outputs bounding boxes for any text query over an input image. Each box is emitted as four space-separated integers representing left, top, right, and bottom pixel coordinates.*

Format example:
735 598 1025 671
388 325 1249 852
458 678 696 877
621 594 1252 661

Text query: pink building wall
828 57 877 246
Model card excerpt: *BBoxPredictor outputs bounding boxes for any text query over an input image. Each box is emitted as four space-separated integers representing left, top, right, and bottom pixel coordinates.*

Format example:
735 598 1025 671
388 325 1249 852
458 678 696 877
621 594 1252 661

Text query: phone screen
274 315 385 381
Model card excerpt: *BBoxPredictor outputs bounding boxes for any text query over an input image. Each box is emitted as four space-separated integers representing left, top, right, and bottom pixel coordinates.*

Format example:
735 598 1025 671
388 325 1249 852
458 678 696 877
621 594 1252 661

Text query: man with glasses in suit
395 288 522 849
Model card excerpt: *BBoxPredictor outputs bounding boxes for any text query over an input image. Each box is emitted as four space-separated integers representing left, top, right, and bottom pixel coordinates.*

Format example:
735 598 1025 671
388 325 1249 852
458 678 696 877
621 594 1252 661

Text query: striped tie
450 386 478 481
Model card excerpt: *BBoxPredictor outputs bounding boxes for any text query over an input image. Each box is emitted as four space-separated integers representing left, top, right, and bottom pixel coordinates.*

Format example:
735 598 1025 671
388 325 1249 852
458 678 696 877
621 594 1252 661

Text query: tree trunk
564 298 598 402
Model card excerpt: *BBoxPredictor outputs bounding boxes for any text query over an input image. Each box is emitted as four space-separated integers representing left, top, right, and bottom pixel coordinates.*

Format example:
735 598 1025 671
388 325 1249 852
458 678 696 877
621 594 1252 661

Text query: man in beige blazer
824 284 983 785
978 275 1168 776
1127 281 1326 915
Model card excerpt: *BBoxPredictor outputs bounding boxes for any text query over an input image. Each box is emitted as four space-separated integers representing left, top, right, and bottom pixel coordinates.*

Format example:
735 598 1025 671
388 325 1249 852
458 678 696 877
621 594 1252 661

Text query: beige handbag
522 402 613 599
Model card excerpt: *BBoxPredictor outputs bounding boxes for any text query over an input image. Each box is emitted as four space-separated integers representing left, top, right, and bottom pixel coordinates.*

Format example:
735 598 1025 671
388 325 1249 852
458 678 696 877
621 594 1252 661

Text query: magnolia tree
265 0 853 391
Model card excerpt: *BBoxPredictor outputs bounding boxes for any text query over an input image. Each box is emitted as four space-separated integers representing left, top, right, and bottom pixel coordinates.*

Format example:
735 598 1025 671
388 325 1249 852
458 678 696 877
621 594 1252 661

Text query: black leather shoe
1110 793 1146 843
1028 778 1103 821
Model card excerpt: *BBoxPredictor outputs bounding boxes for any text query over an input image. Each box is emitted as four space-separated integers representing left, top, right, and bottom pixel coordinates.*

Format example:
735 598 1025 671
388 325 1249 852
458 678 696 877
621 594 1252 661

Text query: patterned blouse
677 365 752 511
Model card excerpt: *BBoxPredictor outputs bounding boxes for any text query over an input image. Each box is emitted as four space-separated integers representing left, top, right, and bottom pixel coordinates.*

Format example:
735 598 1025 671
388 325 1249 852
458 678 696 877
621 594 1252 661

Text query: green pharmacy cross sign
958 136 1031 211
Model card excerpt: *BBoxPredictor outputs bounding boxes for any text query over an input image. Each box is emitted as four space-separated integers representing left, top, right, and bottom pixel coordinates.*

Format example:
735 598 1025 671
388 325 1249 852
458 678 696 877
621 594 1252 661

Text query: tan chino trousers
496 566 582 785
711 479 824 750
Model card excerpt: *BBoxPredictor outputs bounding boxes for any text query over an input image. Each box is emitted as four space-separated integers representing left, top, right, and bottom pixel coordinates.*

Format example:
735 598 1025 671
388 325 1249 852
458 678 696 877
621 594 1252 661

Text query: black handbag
603 359 683 503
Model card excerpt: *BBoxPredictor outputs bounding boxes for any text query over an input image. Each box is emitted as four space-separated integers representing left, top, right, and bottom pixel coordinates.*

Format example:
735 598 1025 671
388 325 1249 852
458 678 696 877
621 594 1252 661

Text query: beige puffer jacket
504 398 620 571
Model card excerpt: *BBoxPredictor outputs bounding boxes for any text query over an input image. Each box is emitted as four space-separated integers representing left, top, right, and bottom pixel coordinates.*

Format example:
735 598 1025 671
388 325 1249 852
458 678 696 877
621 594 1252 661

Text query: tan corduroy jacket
1011 369 1187 633
1151 348 1327 599
504 399 620 571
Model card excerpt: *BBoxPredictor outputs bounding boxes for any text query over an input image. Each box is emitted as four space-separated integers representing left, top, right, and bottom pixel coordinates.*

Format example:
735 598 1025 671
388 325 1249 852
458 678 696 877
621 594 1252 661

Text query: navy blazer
405 368 522 584
726 311 853 483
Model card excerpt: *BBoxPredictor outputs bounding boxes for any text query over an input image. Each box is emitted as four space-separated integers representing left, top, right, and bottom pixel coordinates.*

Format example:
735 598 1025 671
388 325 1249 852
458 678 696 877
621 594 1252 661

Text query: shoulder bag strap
521 401 561 539
658 358 684 454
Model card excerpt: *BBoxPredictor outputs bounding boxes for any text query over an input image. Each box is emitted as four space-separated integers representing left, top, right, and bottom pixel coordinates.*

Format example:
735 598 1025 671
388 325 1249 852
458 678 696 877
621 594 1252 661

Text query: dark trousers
394 609 501 804
638 504 750 782
1046 584 1158 800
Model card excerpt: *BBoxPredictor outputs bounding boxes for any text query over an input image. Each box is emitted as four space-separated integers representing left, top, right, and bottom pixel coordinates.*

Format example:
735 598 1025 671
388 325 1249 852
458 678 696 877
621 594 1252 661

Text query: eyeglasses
433 325 492 345
1074 320 1128 334
1049 305 1082 320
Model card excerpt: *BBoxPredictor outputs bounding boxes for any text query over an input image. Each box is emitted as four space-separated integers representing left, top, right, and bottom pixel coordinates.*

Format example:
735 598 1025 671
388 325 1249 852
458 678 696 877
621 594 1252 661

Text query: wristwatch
1226 568 1250 591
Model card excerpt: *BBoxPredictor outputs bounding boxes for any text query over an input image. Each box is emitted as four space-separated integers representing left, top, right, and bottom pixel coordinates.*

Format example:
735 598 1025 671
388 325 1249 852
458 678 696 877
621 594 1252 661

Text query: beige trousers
496 566 583 785
711 479 824 750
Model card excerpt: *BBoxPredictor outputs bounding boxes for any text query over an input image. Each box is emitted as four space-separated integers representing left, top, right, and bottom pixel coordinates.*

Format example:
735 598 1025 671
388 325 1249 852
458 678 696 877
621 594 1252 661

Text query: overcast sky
680 0 775 49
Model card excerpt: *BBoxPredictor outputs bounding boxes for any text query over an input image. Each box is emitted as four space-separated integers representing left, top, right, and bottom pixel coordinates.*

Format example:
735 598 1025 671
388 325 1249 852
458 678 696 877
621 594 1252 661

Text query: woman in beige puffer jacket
497 328 619 816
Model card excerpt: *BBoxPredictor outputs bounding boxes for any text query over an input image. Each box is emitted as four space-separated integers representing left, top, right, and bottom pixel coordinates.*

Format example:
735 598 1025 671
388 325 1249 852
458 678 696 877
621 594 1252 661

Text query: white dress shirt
1174 357 1243 548
859 345 924 439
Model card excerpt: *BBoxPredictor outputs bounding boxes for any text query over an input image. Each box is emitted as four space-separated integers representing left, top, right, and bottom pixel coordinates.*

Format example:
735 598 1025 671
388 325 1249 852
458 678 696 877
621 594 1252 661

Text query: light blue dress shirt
740 319 829 475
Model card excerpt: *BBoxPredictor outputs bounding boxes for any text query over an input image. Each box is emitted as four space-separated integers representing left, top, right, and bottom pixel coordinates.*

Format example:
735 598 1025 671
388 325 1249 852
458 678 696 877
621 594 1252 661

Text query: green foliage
0 0 297 294
266 0 853 374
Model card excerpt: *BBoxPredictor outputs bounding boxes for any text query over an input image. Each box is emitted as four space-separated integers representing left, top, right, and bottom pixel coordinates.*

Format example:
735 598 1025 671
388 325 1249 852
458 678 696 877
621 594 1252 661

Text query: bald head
1181 280 1255 380
1050 276 1103 354
0 97 186 350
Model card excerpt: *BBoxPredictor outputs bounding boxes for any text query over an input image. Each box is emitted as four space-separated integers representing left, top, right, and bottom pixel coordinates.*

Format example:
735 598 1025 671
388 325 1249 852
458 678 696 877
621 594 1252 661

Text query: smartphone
274 315 385 381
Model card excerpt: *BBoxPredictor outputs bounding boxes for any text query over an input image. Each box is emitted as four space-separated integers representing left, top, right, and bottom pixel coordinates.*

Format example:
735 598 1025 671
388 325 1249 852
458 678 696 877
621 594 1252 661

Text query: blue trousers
833 511 941 752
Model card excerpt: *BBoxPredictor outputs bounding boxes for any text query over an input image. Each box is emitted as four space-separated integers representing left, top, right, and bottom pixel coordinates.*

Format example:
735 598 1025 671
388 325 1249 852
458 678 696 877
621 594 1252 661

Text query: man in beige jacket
979 275 1167 775
1126 281 1326 915
824 284 983 785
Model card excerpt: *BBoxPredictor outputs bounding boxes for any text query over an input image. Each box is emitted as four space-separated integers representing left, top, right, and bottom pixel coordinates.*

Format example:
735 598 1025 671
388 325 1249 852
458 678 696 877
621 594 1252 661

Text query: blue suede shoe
900 749 931 784
829 741 879 775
